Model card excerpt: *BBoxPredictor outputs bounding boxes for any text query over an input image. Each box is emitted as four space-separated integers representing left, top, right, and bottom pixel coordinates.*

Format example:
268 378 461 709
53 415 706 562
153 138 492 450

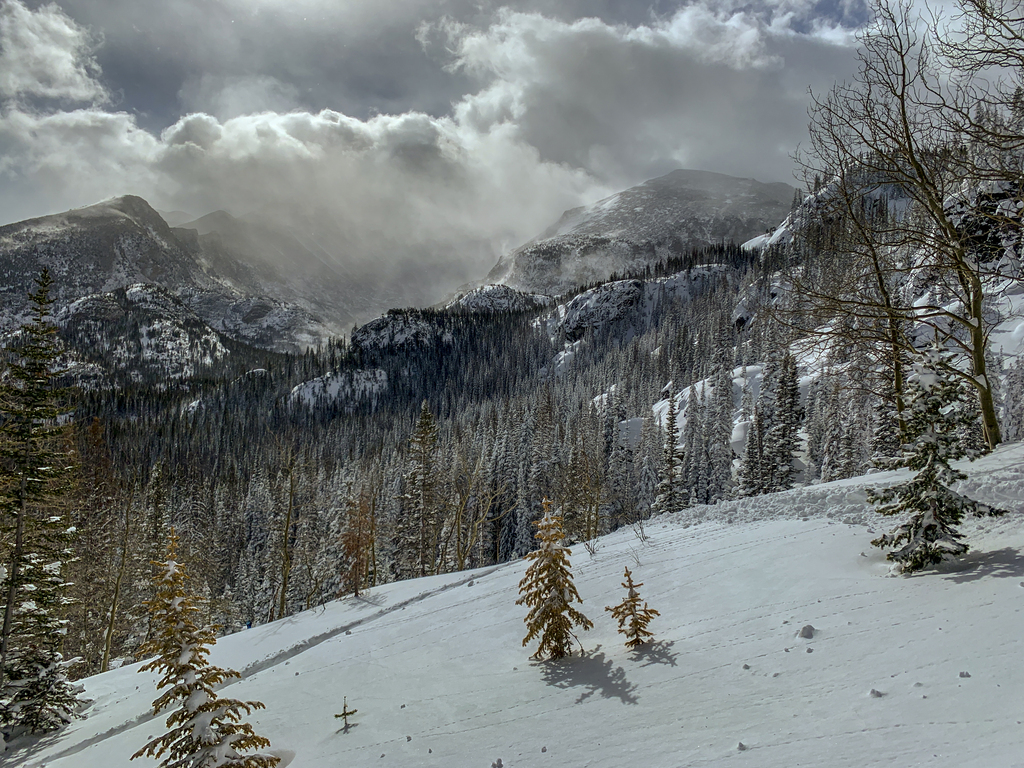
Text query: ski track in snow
25 567 501 767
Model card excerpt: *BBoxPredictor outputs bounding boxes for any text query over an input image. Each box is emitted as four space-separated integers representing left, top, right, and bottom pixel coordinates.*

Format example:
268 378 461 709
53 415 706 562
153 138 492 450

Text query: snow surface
15 445 1024 768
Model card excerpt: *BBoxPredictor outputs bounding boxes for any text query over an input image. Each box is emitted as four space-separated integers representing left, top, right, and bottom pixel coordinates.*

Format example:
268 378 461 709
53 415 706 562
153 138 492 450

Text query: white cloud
0 0 105 102
443 7 858 183
0 1 866 300
177 74 303 120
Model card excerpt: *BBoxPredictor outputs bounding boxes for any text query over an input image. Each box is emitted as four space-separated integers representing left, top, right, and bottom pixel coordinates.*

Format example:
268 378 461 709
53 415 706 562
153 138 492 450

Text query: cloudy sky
0 0 869 289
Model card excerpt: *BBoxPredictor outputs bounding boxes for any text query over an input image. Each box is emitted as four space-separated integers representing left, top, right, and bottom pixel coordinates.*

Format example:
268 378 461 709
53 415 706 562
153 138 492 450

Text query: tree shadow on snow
935 547 1024 583
3 733 58 764
538 645 639 705
631 640 679 668
352 591 387 607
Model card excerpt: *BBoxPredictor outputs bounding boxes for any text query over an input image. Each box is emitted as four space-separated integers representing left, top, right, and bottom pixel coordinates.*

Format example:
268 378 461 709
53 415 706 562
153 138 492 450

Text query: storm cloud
0 0 865 300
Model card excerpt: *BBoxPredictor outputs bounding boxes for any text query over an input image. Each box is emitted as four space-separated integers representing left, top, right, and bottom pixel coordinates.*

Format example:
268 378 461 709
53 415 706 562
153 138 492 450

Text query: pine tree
705 365 735 503
605 567 659 649
868 347 1007 574
762 352 802 491
333 697 357 731
398 401 441 578
651 393 683 515
132 532 279 768
1003 357 1024 442
870 379 904 467
0 269 84 735
515 500 593 660
737 404 766 497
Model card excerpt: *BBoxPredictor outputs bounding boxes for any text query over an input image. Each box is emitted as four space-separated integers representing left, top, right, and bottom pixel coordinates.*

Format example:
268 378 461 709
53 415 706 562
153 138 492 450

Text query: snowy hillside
351 310 456 352
289 369 389 409
446 285 553 314
57 283 232 383
553 266 729 342
18 444 1024 768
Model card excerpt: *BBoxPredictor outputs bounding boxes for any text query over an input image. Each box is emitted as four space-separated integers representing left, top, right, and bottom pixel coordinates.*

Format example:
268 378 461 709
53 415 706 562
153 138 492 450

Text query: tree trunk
0 475 28 689
101 485 134 673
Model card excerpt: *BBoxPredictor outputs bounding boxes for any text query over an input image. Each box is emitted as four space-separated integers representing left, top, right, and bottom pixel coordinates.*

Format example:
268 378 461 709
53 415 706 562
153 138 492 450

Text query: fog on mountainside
0 168 791 356
489 169 795 294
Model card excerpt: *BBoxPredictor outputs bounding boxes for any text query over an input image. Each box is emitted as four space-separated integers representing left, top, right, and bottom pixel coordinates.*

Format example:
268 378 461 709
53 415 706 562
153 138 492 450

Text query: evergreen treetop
0 268 84 735
869 346 1006 573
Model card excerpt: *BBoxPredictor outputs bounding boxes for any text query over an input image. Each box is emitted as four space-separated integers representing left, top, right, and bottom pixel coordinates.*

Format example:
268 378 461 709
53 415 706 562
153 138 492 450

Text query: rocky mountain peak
487 168 794 295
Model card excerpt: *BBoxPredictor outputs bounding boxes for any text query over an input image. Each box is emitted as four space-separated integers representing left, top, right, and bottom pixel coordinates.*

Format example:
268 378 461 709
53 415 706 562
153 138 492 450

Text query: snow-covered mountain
18 443 1024 768
57 283 233 384
487 169 794 295
177 209 380 338
0 197 346 352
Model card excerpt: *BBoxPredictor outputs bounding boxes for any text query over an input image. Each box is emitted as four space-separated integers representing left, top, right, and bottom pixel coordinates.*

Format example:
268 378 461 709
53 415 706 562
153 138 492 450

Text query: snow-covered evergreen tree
762 352 802 491
132 532 279 768
1003 357 1024 442
868 347 1007 574
705 365 736 502
736 404 766 497
871 380 904 467
515 501 592 660
0 269 84 735
605 567 660 649
651 392 684 514
679 383 701 504
398 400 440 578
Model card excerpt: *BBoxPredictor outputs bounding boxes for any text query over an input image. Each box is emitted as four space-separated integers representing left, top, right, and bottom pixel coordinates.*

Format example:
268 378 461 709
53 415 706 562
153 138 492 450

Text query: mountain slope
488 169 794 294
17 443 1024 768
177 210 367 334
0 197 336 352
57 283 233 383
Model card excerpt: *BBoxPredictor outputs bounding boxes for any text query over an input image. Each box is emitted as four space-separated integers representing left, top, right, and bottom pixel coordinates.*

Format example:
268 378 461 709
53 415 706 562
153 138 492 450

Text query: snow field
18 445 1024 768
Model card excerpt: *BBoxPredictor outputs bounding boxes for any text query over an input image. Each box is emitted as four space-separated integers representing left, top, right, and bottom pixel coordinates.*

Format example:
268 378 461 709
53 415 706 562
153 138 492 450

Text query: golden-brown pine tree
515 500 593 660
605 567 659 649
131 531 279 768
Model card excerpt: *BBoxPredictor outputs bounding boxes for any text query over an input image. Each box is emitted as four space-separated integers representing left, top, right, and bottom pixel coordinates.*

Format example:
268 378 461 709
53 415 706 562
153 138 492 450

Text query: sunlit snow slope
18 445 1024 768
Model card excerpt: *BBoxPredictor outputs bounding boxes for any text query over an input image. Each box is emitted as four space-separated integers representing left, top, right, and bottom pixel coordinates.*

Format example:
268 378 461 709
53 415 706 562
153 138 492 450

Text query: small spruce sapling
131 532 279 768
334 697 357 731
868 346 1007 573
516 500 593 660
605 567 660 649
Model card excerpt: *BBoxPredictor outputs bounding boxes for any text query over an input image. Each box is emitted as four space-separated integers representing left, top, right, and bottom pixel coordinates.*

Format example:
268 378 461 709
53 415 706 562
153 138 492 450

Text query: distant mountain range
0 169 795 378
0 195 348 352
